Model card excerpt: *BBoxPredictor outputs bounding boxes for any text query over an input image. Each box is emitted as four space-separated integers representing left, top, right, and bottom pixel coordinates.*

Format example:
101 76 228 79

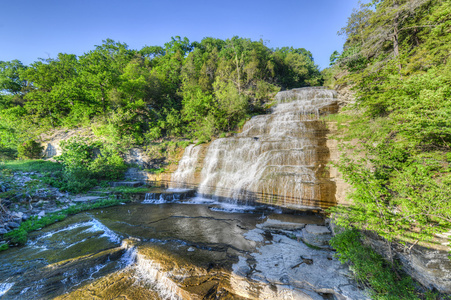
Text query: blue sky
0 0 360 70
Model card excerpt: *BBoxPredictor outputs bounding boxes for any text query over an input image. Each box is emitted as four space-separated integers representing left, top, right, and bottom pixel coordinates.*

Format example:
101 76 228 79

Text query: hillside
323 0 451 297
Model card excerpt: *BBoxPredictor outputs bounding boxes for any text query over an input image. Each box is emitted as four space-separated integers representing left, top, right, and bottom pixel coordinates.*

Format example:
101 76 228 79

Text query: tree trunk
393 13 402 71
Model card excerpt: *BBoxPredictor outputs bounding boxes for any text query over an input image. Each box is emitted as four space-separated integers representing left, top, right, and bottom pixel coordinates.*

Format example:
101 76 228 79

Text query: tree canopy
0 37 322 153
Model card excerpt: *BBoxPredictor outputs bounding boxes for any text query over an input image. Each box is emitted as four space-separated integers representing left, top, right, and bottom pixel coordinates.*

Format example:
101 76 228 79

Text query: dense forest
0 37 322 155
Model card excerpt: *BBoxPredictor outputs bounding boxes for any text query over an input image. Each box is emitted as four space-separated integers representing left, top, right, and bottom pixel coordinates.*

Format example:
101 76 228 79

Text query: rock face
236 219 368 300
362 232 451 294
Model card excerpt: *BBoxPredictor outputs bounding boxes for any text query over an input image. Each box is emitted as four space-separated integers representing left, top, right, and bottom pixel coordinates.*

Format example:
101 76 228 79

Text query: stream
0 197 366 299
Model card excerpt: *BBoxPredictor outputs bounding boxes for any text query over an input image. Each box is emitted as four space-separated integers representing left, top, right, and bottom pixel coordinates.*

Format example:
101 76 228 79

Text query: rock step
109 181 145 188
72 196 106 203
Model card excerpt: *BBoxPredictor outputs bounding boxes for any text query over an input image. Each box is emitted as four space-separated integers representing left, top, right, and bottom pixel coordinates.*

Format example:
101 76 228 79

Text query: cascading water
170 87 338 209
169 144 204 189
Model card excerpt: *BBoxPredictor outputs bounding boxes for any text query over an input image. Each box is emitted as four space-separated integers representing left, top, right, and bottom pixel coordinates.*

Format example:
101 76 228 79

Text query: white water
133 253 185 300
0 282 14 296
142 193 169 204
170 144 203 189
171 87 338 209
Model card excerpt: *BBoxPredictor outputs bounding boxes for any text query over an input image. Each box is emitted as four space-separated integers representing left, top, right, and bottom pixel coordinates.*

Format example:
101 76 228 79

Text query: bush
0 146 16 160
88 148 127 180
330 229 419 299
53 138 127 193
17 140 43 159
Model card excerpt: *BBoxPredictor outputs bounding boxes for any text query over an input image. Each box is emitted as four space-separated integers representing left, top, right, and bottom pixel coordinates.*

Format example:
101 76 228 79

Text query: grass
0 159 64 173
303 241 323 250
330 229 448 300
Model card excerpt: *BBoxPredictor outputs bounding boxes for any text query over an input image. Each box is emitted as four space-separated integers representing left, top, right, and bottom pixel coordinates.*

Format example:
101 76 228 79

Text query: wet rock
244 228 265 242
301 225 332 248
257 218 306 231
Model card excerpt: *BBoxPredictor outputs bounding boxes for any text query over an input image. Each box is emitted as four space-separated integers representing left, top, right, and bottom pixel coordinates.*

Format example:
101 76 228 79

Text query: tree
79 39 135 116
0 60 28 95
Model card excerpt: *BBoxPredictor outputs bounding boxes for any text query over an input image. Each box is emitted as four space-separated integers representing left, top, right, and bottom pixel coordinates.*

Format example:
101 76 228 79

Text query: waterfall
169 144 203 189
171 87 338 210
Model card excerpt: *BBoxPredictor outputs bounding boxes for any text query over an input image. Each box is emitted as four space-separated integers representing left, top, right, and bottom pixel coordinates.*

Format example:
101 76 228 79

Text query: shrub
53 138 127 193
330 229 419 299
17 140 43 159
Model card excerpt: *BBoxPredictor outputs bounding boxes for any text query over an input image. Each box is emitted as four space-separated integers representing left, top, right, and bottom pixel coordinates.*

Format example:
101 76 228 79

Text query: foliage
327 0 451 246
0 145 16 160
0 37 322 149
330 229 421 299
0 159 63 173
145 167 166 174
17 140 44 159
0 243 8 252
53 138 127 193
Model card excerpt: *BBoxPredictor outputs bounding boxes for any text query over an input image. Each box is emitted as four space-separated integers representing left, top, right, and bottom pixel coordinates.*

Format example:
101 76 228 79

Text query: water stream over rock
170 87 339 210
0 88 370 299
0 202 367 299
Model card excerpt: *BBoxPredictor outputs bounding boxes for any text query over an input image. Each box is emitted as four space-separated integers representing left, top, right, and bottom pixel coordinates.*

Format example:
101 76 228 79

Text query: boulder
7 222 20 229
301 225 332 248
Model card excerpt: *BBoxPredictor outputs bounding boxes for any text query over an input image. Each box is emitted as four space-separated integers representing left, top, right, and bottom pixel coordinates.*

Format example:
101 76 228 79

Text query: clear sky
0 0 359 70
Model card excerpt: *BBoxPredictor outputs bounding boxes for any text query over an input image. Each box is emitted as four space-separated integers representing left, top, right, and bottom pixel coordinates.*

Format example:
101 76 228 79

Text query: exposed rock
362 232 451 294
12 218 22 224
0 228 8 235
124 168 151 181
238 231 369 299
12 212 23 219
301 225 332 248
123 148 151 169
38 211 46 218
141 188 196 202
7 222 20 229
257 218 306 231
72 196 104 203
109 181 144 188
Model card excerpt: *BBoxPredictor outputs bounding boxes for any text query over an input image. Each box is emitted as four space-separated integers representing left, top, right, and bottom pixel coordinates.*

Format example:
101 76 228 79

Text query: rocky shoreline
0 171 104 243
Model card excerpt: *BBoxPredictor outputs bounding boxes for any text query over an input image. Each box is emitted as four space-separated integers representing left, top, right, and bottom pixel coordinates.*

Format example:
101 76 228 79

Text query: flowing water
0 88 361 299
170 87 338 210
0 201 328 299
